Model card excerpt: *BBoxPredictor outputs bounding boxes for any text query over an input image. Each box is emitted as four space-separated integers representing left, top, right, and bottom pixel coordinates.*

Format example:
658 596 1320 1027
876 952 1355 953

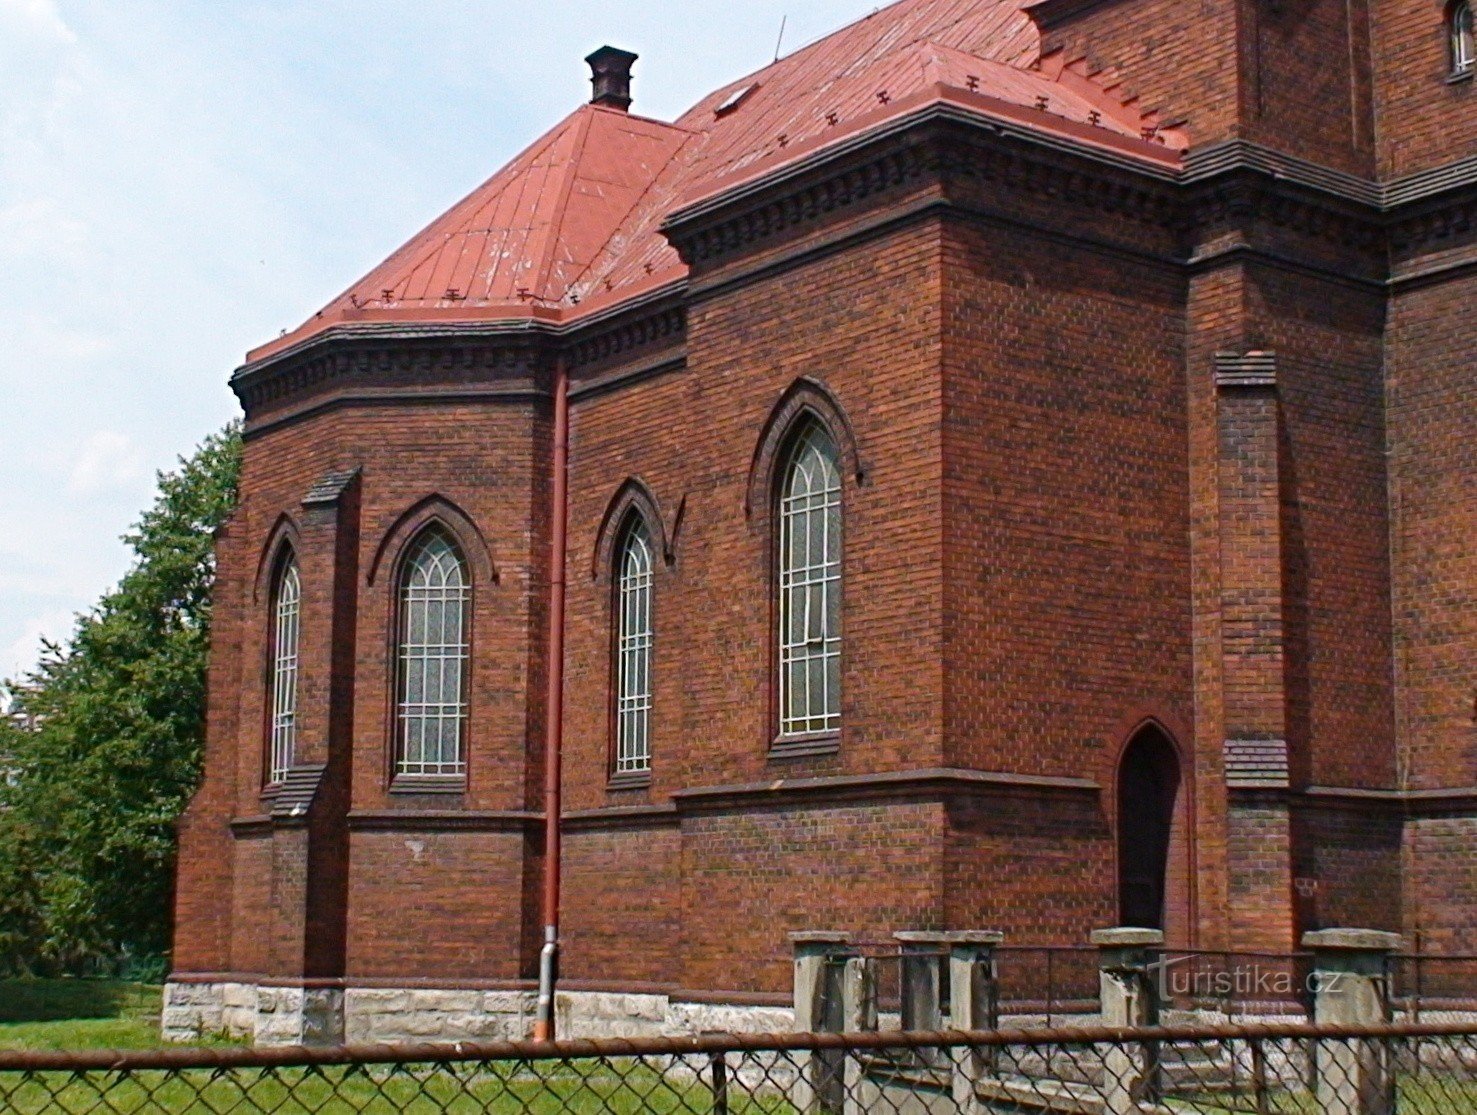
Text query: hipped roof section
248 0 1187 364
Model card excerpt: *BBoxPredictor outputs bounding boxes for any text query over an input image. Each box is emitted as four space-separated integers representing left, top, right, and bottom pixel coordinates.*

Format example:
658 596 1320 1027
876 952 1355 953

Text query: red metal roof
249 0 1187 363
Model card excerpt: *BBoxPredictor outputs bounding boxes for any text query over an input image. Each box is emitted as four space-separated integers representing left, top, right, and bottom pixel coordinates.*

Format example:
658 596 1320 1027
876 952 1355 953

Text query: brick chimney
585 46 638 112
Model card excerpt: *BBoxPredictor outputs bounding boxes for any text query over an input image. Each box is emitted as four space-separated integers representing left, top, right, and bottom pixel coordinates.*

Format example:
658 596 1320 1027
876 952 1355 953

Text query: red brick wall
939 220 1191 784
169 15 1477 991
560 827 681 986
1404 816 1477 950
171 517 245 972
1296 806 1403 932
1226 801 1296 951
558 219 948 990
1245 0 1375 173
1372 0 1477 177
1388 260 1477 946
1039 0 1376 172
677 805 944 993
229 836 273 974
1037 0 1244 146
1248 269 1393 790
945 793 1114 942
175 399 548 979
1388 271 1477 792
344 830 529 979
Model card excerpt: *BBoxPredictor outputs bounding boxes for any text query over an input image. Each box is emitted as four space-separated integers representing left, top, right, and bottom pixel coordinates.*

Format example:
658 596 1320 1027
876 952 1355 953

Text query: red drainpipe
535 357 570 1040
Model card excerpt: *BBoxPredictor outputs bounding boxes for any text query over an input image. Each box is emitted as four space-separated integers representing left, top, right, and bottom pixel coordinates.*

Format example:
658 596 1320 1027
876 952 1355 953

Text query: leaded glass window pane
267 559 300 785
777 422 841 737
614 518 653 774
396 531 469 777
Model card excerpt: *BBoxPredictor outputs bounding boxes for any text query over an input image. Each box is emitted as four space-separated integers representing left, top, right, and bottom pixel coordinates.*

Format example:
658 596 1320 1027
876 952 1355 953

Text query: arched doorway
1116 725 1182 931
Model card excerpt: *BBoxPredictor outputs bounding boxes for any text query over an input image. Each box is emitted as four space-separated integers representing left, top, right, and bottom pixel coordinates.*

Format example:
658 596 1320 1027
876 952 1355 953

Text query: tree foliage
0 424 241 975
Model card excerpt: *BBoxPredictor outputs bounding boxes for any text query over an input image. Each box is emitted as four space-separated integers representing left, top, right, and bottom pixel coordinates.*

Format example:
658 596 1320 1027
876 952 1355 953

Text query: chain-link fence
3 1020 1477 1113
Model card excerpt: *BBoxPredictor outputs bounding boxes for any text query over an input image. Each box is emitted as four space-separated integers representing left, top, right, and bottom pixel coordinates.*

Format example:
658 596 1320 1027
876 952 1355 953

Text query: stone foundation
163 982 345 1045
163 982 793 1046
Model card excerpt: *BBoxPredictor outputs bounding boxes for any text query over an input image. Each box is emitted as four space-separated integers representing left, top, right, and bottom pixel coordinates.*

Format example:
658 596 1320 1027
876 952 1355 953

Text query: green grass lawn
0 979 171 1051
0 1055 795 1113
0 987 790 1112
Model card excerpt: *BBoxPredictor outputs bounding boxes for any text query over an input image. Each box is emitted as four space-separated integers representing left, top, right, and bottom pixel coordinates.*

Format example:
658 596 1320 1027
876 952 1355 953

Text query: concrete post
946 931 1005 1107
841 956 877 1115
842 955 878 1032
1092 928 1164 1115
895 930 1004 1100
893 931 948 1032
1302 928 1402 1115
791 932 850 1115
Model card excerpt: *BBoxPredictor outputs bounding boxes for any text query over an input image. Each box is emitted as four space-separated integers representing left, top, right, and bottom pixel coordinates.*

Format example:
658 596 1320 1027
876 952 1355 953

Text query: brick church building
167 0 1477 1043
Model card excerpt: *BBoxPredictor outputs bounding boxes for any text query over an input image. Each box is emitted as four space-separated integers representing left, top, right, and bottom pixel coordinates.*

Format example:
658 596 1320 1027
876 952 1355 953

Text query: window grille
777 422 842 737
396 531 469 777
614 517 654 775
267 559 300 785
1455 1 1475 73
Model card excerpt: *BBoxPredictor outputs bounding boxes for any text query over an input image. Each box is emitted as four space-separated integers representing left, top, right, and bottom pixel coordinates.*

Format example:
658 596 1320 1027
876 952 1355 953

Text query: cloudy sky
0 0 883 678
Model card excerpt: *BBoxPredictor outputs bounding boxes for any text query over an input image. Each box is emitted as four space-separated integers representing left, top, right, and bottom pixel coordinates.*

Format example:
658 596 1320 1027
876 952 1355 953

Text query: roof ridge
529 106 599 304
330 108 589 312
562 125 704 305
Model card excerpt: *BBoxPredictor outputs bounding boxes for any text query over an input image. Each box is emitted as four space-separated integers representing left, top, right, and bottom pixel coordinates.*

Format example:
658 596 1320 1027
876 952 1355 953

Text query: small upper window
395 529 470 779
1453 0 1474 75
267 556 301 786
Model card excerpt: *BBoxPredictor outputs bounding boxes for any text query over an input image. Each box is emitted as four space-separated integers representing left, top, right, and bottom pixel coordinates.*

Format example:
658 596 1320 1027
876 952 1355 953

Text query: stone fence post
893 930 1004 1103
947 931 1005 1107
840 955 877 1115
1303 928 1402 1115
1092 927 1164 1115
791 932 851 1115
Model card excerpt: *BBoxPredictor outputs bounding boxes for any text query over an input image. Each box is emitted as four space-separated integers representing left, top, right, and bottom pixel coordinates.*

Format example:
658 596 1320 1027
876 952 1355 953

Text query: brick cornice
226 120 1477 431
670 767 1099 814
1187 140 1477 258
562 803 680 831
662 105 1181 272
1302 785 1477 818
345 810 542 832
564 297 685 374
232 330 550 422
232 287 690 429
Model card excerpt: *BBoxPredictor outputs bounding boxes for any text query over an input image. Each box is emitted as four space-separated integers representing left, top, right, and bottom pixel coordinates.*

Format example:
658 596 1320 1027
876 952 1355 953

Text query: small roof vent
715 82 760 117
586 46 638 112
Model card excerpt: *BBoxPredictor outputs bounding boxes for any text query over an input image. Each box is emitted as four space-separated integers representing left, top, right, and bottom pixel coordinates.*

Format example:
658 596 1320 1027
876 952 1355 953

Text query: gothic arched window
267 555 301 785
613 515 654 776
1453 0 1475 74
776 420 842 738
396 529 470 778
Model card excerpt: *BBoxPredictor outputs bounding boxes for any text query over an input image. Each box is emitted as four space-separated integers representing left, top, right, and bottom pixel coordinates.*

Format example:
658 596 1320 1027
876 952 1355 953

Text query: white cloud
0 0 885 692
68 431 149 496
3 609 74 680
0 197 90 262
0 0 75 42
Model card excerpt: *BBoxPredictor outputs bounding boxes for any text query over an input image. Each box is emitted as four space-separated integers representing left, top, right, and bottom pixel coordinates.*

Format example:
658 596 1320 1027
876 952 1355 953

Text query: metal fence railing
826 943 1327 1030
1392 954 1477 1021
3 1020 1477 1113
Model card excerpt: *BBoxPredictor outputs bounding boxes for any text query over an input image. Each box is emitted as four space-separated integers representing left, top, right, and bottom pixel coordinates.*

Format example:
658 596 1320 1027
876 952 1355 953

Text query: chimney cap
585 45 638 111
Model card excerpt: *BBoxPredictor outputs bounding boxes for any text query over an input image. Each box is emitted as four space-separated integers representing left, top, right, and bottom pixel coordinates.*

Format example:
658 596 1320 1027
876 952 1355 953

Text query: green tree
0 424 241 975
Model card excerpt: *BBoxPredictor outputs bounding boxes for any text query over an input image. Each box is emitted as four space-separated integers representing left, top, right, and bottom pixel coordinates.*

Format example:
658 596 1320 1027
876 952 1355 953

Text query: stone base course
164 982 793 1046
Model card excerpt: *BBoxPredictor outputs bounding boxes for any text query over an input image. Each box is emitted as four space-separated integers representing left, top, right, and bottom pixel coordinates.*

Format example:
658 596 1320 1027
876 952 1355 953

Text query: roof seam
531 106 599 304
